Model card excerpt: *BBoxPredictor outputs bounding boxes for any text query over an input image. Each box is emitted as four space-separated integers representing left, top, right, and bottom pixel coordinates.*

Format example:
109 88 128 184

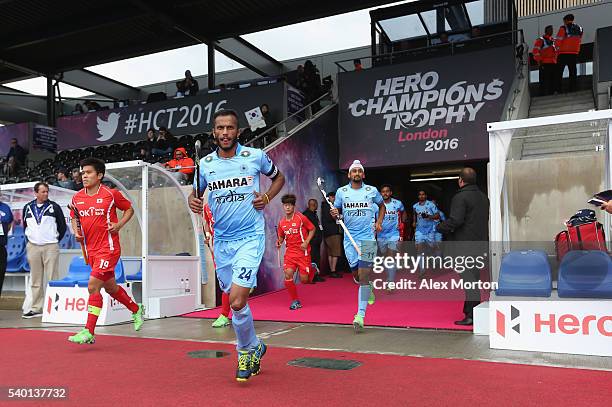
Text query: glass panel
147 165 197 256
104 166 143 257
379 15 427 42
419 10 437 34
466 0 485 26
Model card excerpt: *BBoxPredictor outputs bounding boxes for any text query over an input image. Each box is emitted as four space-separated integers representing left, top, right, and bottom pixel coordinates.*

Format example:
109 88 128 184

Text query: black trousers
540 63 556 96
310 237 322 269
0 246 7 299
557 54 578 93
461 268 481 318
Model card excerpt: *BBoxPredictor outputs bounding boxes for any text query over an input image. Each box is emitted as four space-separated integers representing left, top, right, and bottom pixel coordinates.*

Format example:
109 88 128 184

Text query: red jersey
278 212 314 255
70 185 132 258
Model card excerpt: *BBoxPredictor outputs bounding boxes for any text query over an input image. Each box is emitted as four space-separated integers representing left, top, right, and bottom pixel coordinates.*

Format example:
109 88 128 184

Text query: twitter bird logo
96 112 120 142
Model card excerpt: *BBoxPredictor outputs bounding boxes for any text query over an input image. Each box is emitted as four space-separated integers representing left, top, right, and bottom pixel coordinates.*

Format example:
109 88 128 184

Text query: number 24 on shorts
238 267 252 281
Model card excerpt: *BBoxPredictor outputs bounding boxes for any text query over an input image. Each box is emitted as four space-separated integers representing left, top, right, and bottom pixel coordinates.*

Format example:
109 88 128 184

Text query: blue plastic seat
58 232 74 249
49 256 92 287
558 251 612 298
126 262 142 281
6 235 26 273
75 258 126 286
496 250 552 297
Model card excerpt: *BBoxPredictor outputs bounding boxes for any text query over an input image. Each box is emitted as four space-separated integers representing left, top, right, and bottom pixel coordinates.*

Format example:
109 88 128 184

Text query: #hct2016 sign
338 46 515 168
56 82 285 150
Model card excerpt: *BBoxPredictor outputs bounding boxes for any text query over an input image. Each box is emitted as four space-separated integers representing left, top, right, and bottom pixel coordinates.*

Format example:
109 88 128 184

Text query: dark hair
418 189 427 195
564 14 574 21
380 184 392 191
328 191 336 197
353 59 361 64
80 157 106 177
56 167 68 176
34 182 48 193
147 128 155 133
281 194 297 205
460 167 477 185
213 109 239 124
308 198 318 205
159 126 167 132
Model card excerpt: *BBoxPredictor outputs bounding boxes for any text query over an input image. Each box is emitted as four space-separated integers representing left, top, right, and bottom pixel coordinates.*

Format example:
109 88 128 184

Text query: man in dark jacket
321 192 343 278
303 199 325 282
436 167 489 326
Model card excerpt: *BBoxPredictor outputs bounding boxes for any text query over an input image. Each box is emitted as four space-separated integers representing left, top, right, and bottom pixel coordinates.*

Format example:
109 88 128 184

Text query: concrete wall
505 153 605 242
518 0 612 43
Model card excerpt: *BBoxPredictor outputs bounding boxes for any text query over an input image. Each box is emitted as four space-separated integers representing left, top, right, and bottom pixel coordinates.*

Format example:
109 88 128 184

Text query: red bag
555 221 606 261
555 230 569 261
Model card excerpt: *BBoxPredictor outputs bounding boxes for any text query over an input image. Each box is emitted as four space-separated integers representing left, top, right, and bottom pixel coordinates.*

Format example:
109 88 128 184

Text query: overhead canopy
0 0 400 84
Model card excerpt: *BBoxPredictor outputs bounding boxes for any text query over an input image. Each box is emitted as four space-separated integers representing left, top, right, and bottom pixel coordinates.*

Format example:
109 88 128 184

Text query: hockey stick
67 203 88 265
316 177 361 256
194 140 212 252
275 225 283 268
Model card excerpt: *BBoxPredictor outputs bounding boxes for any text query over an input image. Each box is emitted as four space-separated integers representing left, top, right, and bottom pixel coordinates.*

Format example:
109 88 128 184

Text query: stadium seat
126 262 142 282
48 256 91 287
58 232 74 249
6 235 27 273
495 250 552 297
558 250 612 298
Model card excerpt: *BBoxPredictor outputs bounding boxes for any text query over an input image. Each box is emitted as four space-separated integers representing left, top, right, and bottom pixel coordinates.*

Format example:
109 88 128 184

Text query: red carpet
184 273 474 331
1 329 611 406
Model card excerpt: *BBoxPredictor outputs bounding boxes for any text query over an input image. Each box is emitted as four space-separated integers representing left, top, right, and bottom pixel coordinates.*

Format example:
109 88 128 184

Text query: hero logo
79 207 105 217
496 305 612 337
496 305 520 338
46 293 61 314
96 112 120 142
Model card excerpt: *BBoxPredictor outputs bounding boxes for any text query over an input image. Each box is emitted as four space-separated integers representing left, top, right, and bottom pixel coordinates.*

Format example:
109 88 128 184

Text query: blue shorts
415 230 435 244
377 238 399 253
214 234 264 292
344 238 377 269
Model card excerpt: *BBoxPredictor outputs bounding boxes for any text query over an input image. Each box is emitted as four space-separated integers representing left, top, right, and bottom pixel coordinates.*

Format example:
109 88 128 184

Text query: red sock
308 266 315 283
86 293 103 335
110 286 139 313
221 292 230 317
285 279 298 301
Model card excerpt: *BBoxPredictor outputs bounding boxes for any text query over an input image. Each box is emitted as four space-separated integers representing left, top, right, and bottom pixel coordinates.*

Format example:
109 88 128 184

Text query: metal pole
141 164 149 317
46 75 55 127
207 41 215 90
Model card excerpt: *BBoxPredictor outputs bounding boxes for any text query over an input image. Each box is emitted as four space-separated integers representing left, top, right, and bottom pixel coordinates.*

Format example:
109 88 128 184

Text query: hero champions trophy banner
338 46 515 168
56 82 285 150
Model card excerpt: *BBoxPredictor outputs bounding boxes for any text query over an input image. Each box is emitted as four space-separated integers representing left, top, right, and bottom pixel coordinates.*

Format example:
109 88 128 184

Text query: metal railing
244 91 334 149
335 30 523 72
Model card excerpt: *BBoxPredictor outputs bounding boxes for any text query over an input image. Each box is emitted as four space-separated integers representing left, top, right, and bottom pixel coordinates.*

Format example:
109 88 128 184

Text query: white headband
348 160 364 173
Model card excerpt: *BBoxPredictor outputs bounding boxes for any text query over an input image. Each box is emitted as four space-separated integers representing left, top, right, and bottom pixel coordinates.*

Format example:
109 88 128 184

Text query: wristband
263 193 270 204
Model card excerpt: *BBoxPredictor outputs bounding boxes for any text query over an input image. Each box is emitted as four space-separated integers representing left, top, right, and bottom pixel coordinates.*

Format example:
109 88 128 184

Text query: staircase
518 90 606 159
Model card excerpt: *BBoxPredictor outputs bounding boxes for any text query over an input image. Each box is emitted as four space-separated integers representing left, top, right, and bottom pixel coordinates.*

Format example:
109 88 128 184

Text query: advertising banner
338 46 515 168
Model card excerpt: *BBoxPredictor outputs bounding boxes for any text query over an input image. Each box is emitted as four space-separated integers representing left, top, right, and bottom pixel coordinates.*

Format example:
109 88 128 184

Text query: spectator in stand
302 198 325 282
55 168 77 190
353 59 363 71
152 127 174 156
439 32 450 44
71 168 83 190
321 191 343 278
533 25 559 96
556 14 583 93
182 70 199 97
3 156 20 177
22 182 66 318
471 26 481 38
303 60 322 112
6 138 28 167
84 100 102 111
72 103 85 115
0 199 13 300
175 80 187 97
296 65 306 91
138 128 157 159
164 147 194 184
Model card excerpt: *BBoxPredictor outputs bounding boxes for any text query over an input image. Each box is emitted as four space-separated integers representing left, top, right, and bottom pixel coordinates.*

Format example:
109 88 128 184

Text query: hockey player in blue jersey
378 184 407 290
189 109 285 382
329 160 385 332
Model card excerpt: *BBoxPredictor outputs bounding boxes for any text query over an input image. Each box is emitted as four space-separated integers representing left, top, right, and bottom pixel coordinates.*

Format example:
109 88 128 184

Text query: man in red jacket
164 147 194 184
533 25 558 96
556 14 583 93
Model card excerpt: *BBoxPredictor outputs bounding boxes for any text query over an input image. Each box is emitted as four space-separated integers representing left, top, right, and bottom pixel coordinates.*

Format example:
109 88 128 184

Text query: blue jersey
334 183 383 241
413 200 438 235
379 198 405 240
195 144 278 241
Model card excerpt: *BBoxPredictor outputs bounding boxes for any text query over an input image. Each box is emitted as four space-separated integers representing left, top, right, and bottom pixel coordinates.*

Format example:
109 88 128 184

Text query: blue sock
387 263 396 283
358 285 371 317
231 304 259 351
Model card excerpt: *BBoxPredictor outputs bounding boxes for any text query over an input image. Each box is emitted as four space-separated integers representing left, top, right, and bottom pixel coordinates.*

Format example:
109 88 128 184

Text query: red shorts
283 252 311 276
89 252 121 282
